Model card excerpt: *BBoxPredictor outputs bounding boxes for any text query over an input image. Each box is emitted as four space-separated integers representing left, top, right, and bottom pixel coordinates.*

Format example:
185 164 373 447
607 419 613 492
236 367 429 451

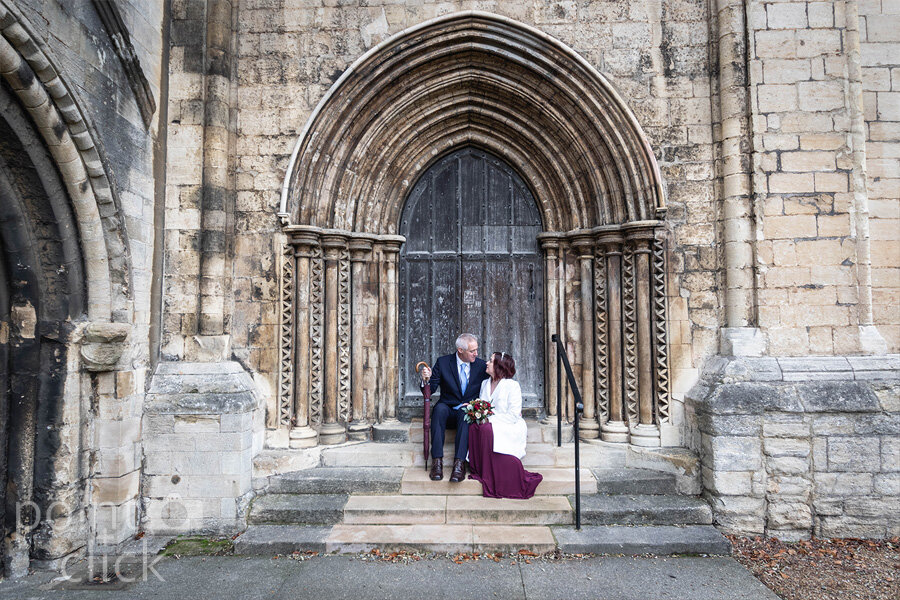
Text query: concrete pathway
0 554 779 600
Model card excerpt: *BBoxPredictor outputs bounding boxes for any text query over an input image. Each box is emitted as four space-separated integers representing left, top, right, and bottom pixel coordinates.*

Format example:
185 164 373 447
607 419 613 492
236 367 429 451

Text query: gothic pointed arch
273 12 673 451
279 10 666 233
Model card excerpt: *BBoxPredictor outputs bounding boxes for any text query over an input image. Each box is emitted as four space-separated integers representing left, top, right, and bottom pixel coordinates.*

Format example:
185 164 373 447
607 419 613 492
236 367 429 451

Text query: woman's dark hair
491 352 516 380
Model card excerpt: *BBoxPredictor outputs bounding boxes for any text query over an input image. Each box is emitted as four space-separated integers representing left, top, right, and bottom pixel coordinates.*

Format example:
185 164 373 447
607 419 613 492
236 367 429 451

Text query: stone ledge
145 361 257 415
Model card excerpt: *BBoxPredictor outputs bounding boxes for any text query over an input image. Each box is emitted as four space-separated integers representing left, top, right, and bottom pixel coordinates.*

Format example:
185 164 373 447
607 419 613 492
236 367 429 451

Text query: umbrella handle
416 361 432 400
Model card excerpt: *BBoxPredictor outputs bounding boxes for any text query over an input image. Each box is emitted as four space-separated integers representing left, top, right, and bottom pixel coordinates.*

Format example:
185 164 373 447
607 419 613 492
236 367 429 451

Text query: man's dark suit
425 354 489 460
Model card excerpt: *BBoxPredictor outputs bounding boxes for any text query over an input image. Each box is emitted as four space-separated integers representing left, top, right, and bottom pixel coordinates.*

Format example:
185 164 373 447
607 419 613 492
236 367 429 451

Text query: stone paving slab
471 525 556 553
234 524 330 555
552 525 731 556
0 555 781 599
343 495 446 524
325 524 473 553
448 495 573 525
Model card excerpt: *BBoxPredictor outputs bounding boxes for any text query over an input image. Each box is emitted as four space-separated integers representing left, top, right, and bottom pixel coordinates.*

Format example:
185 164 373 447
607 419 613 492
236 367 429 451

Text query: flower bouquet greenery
462 399 494 425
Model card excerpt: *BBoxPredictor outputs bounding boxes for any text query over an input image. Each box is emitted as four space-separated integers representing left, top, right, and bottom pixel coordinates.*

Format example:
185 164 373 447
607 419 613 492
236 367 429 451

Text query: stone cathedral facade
0 0 897 575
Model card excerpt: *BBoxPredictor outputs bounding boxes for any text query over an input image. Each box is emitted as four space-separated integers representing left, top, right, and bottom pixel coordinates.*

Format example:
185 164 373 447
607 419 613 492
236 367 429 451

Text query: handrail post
552 334 561 447
549 334 582 530
574 400 582 530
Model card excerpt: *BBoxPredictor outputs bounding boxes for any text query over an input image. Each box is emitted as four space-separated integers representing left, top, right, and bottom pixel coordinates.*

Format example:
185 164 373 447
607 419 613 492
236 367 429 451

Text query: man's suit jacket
425 354 488 406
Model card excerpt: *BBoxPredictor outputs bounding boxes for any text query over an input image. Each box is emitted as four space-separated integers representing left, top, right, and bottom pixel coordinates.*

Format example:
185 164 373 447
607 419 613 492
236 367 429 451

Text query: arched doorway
0 80 85 575
276 12 674 449
398 147 544 418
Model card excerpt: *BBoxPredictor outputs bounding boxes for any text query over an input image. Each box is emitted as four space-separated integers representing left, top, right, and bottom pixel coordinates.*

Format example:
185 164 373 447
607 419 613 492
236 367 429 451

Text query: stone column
364 248 380 425
378 237 404 423
319 233 347 445
714 0 765 357
289 230 318 448
572 234 599 439
598 230 629 443
845 1 886 354
198 0 234 338
627 226 660 447
348 236 375 440
539 235 561 422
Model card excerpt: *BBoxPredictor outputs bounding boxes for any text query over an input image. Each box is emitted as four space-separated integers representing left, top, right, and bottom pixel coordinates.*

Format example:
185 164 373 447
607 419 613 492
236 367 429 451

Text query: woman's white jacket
478 378 527 459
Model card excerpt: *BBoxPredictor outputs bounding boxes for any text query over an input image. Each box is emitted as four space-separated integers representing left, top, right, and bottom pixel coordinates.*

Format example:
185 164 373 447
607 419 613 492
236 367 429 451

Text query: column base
600 420 630 443
859 325 888 355
289 426 318 449
629 423 661 447
347 421 371 441
578 418 600 439
720 327 766 357
318 422 346 445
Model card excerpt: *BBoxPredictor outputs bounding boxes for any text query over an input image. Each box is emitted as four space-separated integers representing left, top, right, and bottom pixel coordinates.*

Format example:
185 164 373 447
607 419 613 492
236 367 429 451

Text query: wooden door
398 147 544 418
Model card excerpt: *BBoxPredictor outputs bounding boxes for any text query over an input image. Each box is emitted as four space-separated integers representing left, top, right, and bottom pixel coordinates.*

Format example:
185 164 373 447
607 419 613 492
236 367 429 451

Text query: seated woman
467 352 543 499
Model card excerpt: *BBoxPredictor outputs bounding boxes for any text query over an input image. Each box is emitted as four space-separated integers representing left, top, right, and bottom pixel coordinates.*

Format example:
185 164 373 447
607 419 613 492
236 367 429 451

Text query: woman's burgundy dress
467 422 542 499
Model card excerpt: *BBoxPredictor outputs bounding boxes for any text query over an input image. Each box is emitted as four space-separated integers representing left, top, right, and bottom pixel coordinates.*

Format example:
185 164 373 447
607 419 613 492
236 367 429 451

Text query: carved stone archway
276 12 672 448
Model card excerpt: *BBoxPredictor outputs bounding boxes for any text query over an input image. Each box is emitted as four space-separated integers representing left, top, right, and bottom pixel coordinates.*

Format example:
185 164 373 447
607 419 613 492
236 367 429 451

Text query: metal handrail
551 334 582 530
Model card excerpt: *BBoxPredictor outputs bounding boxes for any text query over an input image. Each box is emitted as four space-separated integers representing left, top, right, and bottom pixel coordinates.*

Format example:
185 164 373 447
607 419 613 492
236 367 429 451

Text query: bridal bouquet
462 399 494 425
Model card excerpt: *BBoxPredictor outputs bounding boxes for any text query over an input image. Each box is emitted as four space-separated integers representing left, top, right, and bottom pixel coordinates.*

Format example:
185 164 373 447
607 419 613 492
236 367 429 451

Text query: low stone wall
142 362 256 535
686 356 899 541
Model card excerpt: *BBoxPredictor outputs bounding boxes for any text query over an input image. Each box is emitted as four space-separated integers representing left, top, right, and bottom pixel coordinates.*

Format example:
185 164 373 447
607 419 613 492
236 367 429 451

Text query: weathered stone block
843 498 896 519
814 472 874 496
812 498 843 517
697 414 762 436
766 475 811 498
702 435 762 471
817 516 889 539
764 437 810 458
827 436 881 472
882 436 900 472
702 467 754 496
767 501 812 530
798 382 881 413
874 473 900 496
767 455 810 475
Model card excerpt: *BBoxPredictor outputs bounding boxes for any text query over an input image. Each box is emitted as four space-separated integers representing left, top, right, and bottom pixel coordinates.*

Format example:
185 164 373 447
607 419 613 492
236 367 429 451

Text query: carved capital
80 322 130 372
349 236 375 262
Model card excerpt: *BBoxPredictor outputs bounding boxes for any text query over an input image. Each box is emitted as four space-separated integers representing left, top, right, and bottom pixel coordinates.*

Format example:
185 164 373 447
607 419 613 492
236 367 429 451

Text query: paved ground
0 554 779 599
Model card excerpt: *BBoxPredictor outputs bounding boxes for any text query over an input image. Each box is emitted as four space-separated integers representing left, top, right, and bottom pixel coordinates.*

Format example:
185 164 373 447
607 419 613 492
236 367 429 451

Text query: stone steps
401 466 597 495
576 494 713 526
266 466 403 495
592 468 678 495
321 441 583 468
237 456 727 557
248 493 347 525
324 524 557 554
343 495 574 526
234 523 731 556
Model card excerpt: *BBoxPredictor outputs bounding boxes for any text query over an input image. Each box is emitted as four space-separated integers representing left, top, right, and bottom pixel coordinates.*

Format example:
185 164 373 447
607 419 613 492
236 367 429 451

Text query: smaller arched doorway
398 148 544 418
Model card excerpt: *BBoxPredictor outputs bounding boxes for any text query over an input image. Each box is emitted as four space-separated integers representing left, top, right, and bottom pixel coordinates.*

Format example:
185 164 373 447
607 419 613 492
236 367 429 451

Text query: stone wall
860 0 900 353
687 356 899 540
746 0 899 355
1 0 165 559
143 362 255 535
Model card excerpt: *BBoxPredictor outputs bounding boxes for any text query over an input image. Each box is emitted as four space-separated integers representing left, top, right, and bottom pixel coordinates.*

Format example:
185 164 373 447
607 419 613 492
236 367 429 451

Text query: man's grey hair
455 333 477 350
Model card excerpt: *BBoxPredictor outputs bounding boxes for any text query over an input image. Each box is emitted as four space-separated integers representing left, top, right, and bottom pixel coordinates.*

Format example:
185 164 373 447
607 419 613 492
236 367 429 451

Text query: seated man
420 333 488 482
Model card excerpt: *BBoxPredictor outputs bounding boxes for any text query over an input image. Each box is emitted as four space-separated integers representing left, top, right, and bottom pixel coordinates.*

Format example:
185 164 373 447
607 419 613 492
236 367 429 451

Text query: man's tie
460 363 468 393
